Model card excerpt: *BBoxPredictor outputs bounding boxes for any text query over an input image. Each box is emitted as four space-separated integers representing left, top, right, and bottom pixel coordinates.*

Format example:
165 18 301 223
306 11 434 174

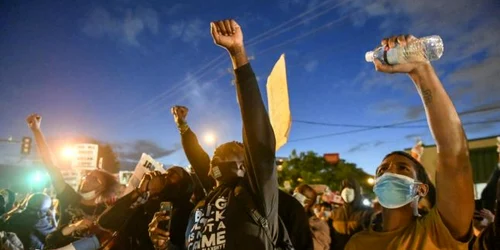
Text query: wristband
177 121 189 135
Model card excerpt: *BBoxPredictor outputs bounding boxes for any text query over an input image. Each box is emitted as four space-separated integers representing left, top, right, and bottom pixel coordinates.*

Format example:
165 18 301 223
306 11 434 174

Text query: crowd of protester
0 19 499 250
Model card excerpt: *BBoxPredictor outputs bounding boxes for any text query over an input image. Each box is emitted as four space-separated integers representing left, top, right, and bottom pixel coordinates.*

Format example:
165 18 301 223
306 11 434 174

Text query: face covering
79 190 98 200
324 211 332 218
210 161 245 185
341 188 355 203
293 192 308 207
373 173 422 210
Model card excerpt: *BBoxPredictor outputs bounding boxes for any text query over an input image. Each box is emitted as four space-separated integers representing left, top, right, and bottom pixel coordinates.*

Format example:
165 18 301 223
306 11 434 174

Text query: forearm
180 127 214 191
32 129 66 192
229 46 249 70
97 190 141 230
409 65 468 162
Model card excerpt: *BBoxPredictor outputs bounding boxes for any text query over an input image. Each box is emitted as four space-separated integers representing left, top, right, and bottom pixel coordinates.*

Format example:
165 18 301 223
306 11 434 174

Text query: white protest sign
122 153 165 195
266 54 292 151
71 144 99 170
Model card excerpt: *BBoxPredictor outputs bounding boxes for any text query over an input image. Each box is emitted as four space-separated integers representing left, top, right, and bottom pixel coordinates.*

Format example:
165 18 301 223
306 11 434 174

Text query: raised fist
210 19 243 53
138 171 167 197
170 106 189 125
26 113 42 131
373 34 430 74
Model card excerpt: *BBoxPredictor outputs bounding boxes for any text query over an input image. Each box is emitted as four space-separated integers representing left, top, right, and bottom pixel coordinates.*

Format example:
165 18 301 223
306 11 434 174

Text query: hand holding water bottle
367 34 442 74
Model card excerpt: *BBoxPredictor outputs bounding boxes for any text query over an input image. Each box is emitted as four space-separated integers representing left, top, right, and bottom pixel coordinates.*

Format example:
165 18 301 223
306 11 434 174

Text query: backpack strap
234 187 294 250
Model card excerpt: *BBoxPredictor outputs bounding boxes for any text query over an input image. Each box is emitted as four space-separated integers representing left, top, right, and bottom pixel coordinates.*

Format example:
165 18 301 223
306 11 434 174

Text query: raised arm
211 20 278 216
171 106 215 193
375 35 474 239
26 114 66 194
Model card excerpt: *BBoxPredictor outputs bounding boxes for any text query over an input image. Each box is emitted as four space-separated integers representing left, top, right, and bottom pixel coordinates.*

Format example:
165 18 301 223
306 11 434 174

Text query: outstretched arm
171 106 215 194
26 114 66 194
375 35 474 240
211 20 278 217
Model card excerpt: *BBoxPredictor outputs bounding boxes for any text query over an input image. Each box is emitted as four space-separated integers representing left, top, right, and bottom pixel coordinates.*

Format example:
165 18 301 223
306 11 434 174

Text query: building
405 135 498 199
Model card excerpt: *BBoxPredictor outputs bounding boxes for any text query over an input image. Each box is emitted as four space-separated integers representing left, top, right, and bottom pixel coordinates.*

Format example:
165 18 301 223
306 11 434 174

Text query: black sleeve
169 202 194 248
181 128 216 194
97 191 139 231
234 63 278 218
480 168 500 211
57 184 82 225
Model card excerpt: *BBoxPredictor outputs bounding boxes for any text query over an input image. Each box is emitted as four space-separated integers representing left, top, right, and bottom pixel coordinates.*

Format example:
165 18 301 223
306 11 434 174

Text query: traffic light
21 136 32 155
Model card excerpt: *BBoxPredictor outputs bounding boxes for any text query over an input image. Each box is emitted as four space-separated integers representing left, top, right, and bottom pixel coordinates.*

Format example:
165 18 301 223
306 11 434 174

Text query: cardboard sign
266 54 292 151
71 144 98 170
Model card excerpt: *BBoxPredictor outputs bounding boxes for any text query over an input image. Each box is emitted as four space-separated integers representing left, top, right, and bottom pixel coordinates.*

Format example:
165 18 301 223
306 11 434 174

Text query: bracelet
177 122 189 135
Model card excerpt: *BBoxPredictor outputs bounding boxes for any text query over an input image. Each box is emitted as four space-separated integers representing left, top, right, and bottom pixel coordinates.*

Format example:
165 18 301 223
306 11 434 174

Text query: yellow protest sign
266 54 292 151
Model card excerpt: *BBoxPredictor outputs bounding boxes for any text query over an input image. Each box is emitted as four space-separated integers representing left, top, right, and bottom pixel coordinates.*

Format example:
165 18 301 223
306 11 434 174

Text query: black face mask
210 161 245 185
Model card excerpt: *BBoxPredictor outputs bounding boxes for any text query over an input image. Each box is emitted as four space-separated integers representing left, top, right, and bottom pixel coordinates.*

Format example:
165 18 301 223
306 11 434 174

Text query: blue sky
1 0 499 175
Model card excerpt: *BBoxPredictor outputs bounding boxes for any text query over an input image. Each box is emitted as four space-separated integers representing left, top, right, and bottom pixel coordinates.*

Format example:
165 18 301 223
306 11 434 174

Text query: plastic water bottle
365 35 444 65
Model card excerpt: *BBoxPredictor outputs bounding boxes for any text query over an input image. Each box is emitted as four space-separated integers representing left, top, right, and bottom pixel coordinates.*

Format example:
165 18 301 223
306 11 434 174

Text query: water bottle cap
365 51 374 62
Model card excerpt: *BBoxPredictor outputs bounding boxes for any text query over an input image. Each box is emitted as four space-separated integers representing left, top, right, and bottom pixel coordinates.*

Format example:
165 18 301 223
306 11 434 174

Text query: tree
278 150 374 196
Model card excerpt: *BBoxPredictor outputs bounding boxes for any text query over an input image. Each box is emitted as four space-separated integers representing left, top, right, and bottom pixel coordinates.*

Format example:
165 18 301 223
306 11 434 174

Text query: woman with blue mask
345 34 474 250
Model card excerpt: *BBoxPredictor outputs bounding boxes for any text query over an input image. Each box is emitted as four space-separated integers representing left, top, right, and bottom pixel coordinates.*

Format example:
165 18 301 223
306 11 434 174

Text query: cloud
449 55 500 104
168 19 205 46
304 60 318 72
118 140 180 161
404 106 425 120
342 0 500 103
82 6 159 46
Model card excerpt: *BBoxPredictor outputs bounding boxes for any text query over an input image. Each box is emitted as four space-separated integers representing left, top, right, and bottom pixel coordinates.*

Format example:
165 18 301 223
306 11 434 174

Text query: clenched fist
170 106 189 125
210 19 243 54
26 113 42 131
138 171 167 197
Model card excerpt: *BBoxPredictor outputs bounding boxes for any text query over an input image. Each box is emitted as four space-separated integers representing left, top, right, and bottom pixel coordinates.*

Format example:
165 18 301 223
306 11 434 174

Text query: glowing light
33 171 43 182
367 177 375 185
61 146 76 159
363 198 371 206
204 133 216 145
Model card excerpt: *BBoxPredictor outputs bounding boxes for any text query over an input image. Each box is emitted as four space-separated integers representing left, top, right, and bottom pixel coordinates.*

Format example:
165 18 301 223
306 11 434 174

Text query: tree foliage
278 150 374 195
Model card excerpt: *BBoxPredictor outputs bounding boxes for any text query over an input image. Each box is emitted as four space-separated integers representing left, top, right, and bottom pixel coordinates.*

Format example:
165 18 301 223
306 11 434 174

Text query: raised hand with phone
148 202 173 250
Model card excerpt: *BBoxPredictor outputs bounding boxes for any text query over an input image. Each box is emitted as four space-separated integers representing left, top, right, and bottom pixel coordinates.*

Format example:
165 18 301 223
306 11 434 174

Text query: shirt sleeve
57 184 81 225
422 208 473 248
97 191 141 231
234 63 278 219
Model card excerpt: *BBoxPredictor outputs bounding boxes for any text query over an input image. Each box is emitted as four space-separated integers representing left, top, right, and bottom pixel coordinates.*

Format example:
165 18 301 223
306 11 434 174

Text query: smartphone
158 202 173 231
474 200 483 220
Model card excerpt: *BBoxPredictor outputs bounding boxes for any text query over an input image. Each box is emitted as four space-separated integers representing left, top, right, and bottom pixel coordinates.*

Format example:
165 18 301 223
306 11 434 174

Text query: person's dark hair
319 202 332 210
383 151 436 207
212 141 244 164
296 184 317 201
0 189 15 211
92 170 120 200
166 166 194 202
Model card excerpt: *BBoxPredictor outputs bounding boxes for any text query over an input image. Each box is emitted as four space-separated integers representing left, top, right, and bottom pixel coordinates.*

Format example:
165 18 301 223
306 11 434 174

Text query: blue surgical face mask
373 173 421 209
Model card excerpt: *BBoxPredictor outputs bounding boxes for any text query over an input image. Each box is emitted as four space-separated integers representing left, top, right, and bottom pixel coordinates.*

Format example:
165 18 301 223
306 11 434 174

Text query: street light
367 177 375 185
204 133 216 146
61 146 76 160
